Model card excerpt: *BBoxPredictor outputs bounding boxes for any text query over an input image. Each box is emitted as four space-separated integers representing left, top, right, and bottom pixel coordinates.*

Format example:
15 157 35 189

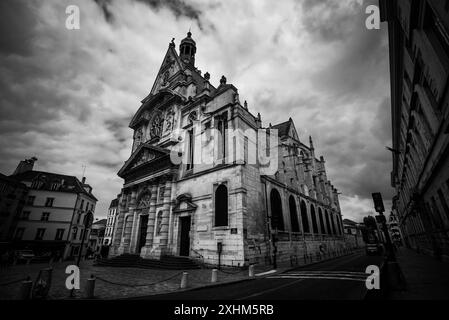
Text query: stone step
95 254 201 270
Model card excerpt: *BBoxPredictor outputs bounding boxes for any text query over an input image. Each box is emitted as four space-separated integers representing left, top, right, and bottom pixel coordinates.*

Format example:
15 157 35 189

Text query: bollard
180 272 188 289
19 277 32 300
85 275 96 299
248 264 255 278
211 269 218 283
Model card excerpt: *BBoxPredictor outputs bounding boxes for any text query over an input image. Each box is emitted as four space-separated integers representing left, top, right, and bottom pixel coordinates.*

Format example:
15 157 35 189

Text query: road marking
267 270 368 282
267 275 366 282
255 270 277 277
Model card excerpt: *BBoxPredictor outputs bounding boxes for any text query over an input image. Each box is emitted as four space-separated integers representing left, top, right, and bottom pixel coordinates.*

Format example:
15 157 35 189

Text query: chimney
82 177 86 184
13 157 37 175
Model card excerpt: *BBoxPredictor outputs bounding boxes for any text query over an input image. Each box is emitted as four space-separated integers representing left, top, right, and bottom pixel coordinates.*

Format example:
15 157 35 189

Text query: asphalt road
140 252 385 300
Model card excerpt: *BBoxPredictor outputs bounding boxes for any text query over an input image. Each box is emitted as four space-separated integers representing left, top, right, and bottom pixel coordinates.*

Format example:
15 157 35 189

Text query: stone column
159 179 173 254
123 189 137 253
140 184 158 258
115 192 128 255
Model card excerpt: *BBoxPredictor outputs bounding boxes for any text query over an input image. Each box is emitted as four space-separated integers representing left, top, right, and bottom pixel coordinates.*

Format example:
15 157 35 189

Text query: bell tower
179 31 196 66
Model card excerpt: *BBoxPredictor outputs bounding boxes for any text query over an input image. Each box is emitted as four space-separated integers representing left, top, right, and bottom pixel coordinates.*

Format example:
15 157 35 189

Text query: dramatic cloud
0 0 393 221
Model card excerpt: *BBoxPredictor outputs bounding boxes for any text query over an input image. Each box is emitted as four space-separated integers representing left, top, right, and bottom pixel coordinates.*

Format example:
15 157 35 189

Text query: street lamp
70 210 94 298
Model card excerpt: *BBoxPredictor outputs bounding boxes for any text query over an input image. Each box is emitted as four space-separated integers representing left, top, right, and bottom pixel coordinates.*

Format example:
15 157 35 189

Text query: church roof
272 120 291 137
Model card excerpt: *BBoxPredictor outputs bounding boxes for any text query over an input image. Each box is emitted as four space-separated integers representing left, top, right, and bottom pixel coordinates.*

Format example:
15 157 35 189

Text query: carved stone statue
164 109 175 134
156 211 163 235
150 114 163 138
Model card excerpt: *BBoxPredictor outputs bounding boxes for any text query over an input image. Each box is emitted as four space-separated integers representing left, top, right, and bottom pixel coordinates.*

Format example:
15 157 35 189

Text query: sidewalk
389 247 449 300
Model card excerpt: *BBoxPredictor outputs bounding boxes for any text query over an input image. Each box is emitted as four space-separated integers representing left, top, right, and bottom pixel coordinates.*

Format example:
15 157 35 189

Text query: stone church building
109 32 346 267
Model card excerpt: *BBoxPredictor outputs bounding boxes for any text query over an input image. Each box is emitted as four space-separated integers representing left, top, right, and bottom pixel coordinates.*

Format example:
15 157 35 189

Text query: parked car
15 250 35 262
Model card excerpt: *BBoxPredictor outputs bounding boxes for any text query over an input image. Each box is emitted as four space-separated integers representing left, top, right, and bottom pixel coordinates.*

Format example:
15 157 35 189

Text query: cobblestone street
0 260 253 300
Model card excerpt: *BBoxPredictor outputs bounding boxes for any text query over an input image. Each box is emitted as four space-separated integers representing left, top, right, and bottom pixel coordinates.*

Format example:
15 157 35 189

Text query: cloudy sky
0 0 393 222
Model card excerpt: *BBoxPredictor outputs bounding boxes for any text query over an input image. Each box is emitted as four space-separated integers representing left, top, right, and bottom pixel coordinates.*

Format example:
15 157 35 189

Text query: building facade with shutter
380 0 449 260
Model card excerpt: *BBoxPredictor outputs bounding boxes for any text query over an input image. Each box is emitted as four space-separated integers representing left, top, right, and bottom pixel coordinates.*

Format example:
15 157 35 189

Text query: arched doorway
289 196 300 232
270 189 284 231
300 200 310 233
137 214 148 253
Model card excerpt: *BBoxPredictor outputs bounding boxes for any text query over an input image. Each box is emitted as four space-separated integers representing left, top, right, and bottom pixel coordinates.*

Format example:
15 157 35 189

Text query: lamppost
76 210 94 266
70 210 94 298
372 193 395 261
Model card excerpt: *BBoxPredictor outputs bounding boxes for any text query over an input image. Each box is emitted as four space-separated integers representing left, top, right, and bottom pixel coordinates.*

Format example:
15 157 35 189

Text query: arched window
310 205 318 234
215 184 228 227
270 189 284 231
331 213 337 235
336 215 342 235
300 200 310 233
289 196 300 232
318 208 326 234
325 210 332 235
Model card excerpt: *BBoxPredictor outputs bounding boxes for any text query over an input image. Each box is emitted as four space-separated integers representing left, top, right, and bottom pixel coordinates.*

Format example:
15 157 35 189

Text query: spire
309 135 314 150
179 31 196 66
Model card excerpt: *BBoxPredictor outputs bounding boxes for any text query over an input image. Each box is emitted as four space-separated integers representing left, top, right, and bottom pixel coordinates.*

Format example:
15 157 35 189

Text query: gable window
22 211 31 220
55 229 65 241
35 228 45 240
41 212 50 221
215 184 228 227
45 197 54 207
27 196 36 205
15 228 25 240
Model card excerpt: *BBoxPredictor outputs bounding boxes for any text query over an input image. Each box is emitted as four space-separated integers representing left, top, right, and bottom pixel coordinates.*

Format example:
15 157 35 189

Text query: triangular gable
118 143 170 178
149 44 185 96
287 118 300 141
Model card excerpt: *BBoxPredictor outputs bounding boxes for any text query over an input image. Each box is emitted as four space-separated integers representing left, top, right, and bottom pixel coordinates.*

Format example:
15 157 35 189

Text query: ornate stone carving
164 108 175 134
150 114 164 138
137 188 152 208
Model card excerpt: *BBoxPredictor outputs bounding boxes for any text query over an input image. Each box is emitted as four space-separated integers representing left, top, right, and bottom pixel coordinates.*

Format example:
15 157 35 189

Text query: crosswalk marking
267 271 368 282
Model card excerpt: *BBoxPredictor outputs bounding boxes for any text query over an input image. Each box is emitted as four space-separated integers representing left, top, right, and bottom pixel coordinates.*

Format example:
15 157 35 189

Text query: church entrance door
179 216 191 256
138 215 149 253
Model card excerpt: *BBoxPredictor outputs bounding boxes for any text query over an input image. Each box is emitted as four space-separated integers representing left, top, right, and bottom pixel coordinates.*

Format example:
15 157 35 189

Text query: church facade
109 32 346 267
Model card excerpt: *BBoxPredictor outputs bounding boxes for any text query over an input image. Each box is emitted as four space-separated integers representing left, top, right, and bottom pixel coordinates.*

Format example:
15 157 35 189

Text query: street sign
372 192 385 213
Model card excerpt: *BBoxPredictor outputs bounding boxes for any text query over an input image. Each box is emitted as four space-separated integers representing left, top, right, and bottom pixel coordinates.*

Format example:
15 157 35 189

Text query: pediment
117 144 170 178
173 193 197 213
